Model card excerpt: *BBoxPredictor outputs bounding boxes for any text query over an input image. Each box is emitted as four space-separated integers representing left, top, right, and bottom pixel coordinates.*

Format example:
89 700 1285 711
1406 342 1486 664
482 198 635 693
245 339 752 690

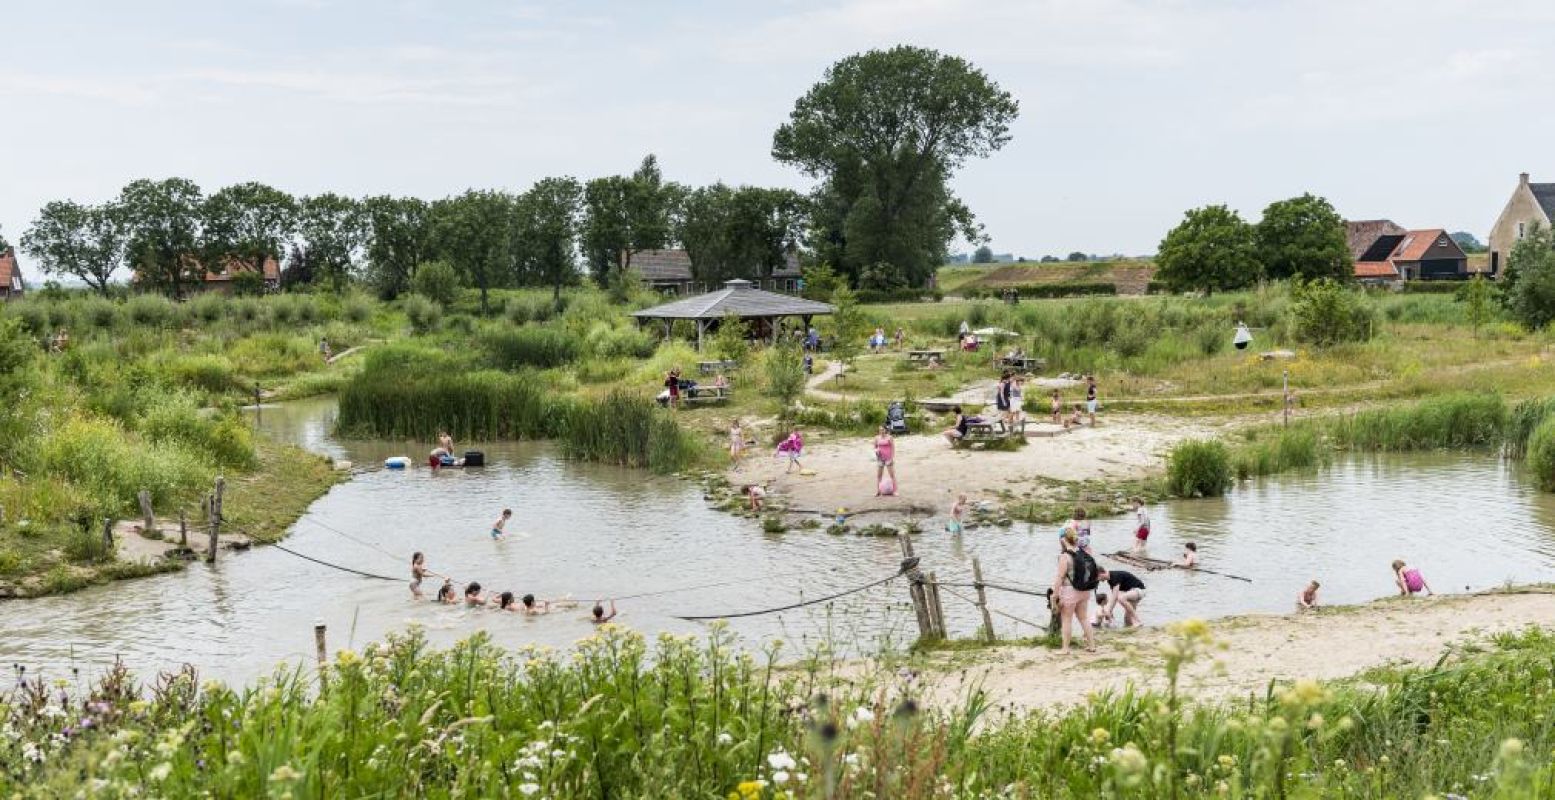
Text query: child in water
745 484 766 512
1177 542 1198 569
409 552 441 598
491 509 512 540
1392 560 1433 596
1129 497 1150 553
946 493 968 534
591 599 618 624
436 579 458 604
1296 580 1320 611
464 582 486 606
494 591 520 611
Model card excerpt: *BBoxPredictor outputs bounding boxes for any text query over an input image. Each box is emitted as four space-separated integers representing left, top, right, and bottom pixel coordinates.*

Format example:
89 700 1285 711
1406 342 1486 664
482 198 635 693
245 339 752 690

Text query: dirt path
806 359 847 403
727 413 1220 517
919 589 1555 710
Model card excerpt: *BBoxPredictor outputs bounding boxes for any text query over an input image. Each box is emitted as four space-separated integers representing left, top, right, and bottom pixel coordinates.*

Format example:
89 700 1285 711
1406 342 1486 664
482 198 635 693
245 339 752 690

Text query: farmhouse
1489 172 1555 274
1346 221 1471 283
633 249 802 296
132 255 281 294
0 247 25 301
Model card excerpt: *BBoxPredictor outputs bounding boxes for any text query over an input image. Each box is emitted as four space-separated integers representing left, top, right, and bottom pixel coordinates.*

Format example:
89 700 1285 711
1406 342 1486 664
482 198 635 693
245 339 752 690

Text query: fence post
101 517 114 554
179 510 188 548
972 557 996 642
137 489 154 534
314 622 328 686
1045 589 1060 638
926 571 947 639
897 532 933 642
254 382 262 427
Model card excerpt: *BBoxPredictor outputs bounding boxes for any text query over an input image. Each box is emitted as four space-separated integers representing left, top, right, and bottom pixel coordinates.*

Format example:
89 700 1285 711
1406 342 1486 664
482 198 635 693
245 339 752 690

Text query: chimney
1521 172 1531 186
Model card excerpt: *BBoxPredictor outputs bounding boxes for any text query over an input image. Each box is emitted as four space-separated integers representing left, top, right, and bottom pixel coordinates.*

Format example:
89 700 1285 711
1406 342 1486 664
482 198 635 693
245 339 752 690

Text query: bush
1330 392 1507 451
38 417 211 514
402 294 442 334
1507 397 1555 460
125 294 176 327
1290 278 1376 346
188 293 230 324
1233 425 1324 479
140 394 257 469
762 342 806 408
158 353 238 394
1527 417 1555 491
410 260 460 308
337 368 550 441
558 389 698 473
583 324 656 360
341 293 374 323
708 313 749 363
855 287 944 303
77 296 121 330
1166 439 1233 497
481 326 580 370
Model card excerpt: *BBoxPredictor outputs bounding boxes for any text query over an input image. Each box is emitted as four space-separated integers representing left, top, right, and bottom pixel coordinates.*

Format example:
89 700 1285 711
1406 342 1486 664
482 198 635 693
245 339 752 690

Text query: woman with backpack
1052 528 1097 655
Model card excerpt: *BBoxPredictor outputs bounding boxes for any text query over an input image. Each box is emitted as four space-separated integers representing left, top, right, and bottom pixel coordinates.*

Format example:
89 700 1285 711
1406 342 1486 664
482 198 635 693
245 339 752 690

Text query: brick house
633 249 802 296
0 247 24 300
1346 221 1471 284
197 255 281 294
1489 172 1555 274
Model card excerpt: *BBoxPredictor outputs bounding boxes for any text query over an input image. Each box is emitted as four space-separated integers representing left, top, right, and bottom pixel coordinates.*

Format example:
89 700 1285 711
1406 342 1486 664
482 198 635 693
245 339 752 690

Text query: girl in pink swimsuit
874 426 897 495
1392 560 1432 596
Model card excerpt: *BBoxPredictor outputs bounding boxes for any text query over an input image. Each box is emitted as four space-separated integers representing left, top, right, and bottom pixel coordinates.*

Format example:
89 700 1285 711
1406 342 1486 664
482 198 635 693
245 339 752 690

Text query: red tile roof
1390 229 1451 263
1354 261 1399 279
0 248 23 293
202 255 280 283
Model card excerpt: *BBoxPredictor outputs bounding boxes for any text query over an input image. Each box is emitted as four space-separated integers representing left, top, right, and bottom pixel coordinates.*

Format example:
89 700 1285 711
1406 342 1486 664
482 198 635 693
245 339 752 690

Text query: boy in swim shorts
492 508 512 539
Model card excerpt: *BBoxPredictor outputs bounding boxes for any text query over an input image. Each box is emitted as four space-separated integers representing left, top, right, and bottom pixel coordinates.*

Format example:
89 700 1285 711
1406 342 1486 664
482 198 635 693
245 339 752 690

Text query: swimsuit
1403 568 1425 593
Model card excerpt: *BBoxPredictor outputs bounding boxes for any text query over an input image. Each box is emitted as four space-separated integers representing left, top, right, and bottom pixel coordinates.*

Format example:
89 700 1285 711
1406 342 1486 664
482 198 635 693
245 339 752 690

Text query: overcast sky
2 0 1551 267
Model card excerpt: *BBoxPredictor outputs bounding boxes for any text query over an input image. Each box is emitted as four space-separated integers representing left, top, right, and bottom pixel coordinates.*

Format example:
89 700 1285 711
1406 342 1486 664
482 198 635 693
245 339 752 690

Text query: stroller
886 401 910 435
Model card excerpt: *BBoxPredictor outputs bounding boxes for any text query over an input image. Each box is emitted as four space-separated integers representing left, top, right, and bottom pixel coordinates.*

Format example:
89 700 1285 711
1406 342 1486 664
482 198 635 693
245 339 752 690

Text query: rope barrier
938 585 1048 631
674 572 903 621
939 580 1049 598
271 544 402 582
612 566 845 602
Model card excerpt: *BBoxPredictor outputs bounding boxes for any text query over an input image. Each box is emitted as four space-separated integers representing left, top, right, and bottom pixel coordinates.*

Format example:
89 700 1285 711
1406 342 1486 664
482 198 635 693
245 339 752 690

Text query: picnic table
997 355 1046 372
907 349 945 362
698 360 738 376
953 417 1026 448
656 384 733 406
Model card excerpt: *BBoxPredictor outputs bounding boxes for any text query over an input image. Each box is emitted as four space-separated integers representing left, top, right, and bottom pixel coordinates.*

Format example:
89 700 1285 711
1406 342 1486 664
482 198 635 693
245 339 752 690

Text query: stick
972 558 996 642
926 571 947 639
314 622 328 686
179 510 187 548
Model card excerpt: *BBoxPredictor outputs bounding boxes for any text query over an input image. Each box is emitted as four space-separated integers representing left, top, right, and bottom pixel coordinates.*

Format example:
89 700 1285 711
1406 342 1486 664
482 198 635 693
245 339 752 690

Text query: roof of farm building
630 279 835 320
1532 183 1555 221
1391 229 1455 262
632 249 801 282
1344 219 1406 260
0 248 23 291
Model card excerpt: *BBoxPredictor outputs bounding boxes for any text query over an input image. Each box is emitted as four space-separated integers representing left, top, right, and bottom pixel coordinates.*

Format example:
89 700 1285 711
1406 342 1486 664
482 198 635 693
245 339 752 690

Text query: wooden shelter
630 279 836 350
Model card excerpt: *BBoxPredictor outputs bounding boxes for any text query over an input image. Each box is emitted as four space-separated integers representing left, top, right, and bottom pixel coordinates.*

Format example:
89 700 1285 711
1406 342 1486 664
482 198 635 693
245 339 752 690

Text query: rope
674 572 903 621
611 566 844 602
939 580 1049 598
938 585 1048 631
271 544 402 582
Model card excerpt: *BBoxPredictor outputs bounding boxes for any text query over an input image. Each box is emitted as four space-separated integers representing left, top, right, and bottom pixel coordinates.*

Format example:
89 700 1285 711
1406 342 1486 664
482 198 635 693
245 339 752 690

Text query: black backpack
1070 549 1099 591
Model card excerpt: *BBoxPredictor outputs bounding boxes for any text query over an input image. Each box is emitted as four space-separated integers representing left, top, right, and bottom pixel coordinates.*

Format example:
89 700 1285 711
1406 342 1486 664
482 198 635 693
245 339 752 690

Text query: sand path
918 589 1555 711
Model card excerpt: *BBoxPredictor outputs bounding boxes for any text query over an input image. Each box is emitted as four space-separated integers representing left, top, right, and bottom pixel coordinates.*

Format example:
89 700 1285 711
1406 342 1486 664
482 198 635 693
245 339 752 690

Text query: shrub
1507 397 1555 460
961 282 1116 300
1193 322 1224 356
708 313 749 363
1232 425 1324 479
125 294 176 327
188 293 229 323
337 369 551 441
410 260 460 308
762 342 807 408
158 353 238 394
1166 439 1233 497
76 296 121 330
558 389 698 473
1527 417 1555 491
140 394 257 469
584 323 656 360
481 326 581 370
226 334 316 378
341 293 374 323
402 294 442 334
1290 278 1375 346
38 417 211 514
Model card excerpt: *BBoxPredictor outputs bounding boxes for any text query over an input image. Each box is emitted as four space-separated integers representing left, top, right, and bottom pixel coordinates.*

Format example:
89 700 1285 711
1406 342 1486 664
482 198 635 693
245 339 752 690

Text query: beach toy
384 456 411 469
799 468 817 476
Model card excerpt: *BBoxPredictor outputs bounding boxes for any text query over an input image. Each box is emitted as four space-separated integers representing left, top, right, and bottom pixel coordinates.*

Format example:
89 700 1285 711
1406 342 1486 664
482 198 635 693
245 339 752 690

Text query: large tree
431 190 514 314
21 200 128 294
293 193 365 290
512 177 583 303
1255 193 1351 281
363 195 433 299
580 155 680 287
201 182 297 283
773 46 1017 288
1154 205 1262 294
1502 222 1555 330
117 178 205 299
678 184 805 284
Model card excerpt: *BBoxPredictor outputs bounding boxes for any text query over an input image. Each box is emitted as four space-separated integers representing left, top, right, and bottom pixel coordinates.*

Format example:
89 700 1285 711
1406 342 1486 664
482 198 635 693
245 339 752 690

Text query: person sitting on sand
464 582 486 606
744 483 766 512
1296 580 1320 611
942 406 969 446
436 579 458 604
1178 542 1198 569
491 509 512 540
1066 403 1085 429
591 599 617 624
1392 560 1433 596
946 493 968 534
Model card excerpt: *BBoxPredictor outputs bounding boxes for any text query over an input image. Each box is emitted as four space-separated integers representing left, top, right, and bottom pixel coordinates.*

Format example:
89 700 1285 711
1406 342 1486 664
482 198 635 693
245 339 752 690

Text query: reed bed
1328 392 1507 451
558 389 699 472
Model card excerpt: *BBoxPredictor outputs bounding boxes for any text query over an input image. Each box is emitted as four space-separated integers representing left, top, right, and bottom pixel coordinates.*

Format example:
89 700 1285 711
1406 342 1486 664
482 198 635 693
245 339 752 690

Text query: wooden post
1045 589 1061 638
314 622 328 685
101 518 114 554
972 557 996 642
897 532 934 642
179 510 188 548
137 489 154 534
925 571 947 639
254 382 262 426
205 492 218 565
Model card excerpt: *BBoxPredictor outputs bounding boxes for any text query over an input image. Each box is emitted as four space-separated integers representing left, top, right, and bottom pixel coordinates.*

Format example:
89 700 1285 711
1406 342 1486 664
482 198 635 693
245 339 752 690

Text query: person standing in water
946 493 968 534
438 430 455 457
1129 497 1151 553
409 552 442 598
491 508 512 540
1392 560 1433 596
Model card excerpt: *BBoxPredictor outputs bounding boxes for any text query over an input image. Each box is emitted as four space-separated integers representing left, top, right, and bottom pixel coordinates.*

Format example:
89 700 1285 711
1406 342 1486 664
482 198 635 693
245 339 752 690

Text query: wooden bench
698 360 738 376
684 385 733 404
953 417 1026 448
998 355 1046 372
907 349 945 362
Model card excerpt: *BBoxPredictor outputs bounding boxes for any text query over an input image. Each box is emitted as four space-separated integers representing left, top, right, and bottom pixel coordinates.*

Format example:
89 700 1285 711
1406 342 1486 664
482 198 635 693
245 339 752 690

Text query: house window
1519 222 1527 239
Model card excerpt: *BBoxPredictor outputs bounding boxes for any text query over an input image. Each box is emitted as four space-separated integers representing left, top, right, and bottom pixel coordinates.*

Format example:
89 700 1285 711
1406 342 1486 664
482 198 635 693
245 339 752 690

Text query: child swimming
491 509 512 540
1178 542 1198 568
494 591 520 611
591 599 618 624
463 581 486 606
436 579 457 604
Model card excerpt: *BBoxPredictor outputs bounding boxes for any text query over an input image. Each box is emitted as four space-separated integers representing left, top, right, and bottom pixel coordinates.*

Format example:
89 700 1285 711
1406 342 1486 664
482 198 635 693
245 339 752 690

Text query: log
972 558 996 642
137 489 154 534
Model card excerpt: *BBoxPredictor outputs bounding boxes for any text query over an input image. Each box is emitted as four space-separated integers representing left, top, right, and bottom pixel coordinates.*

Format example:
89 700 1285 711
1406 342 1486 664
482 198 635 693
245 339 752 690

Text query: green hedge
855 287 944 304
1400 280 1471 294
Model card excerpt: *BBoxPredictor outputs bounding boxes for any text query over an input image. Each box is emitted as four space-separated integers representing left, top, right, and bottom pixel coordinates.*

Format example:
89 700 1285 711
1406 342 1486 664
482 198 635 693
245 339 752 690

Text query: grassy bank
7 621 1555 798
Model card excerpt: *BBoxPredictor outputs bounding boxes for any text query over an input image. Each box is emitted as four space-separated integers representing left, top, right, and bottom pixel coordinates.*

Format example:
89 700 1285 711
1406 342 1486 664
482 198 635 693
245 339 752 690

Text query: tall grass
337 369 552 441
1231 425 1326 479
480 325 581 369
1329 392 1507 451
1166 440 1233 497
1506 397 1555 460
559 389 699 472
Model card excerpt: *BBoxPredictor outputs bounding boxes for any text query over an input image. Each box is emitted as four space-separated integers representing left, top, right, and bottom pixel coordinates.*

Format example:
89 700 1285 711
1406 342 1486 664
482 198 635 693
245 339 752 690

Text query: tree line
1153 193 1355 294
18 46 1019 304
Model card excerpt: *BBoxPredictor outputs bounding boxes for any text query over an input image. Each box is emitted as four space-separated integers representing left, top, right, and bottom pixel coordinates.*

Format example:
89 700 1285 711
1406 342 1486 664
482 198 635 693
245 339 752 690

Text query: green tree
763 340 806 409
201 182 296 282
1067 251 1088 262
21 200 128 294
410 259 460 307
1502 223 1555 330
1460 274 1493 338
1255 193 1351 281
1451 231 1488 253
800 262 843 301
972 245 994 263
363 195 432 300
678 184 805 284
773 46 1017 288
430 190 514 314
1290 278 1375 346
512 177 583 303
827 284 868 387
117 178 204 299
1154 205 1261 294
581 154 680 287
294 193 365 291
708 312 749 363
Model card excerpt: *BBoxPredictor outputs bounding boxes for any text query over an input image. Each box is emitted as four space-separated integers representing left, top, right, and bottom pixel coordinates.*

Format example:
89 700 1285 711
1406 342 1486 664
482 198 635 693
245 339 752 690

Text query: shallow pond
5 396 1555 684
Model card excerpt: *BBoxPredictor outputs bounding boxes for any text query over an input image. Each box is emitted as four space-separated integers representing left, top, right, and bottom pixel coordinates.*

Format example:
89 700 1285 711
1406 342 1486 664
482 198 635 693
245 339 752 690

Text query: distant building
1347 221 1471 283
991 253 1016 263
632 249 801 296
0 247 25 301
131 255 281 294
1489 172 1555 274
947 253 970 265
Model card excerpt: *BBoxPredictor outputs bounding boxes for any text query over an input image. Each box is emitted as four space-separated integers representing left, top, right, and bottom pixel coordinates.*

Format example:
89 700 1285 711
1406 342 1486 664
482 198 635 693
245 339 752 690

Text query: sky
1 0 1552 269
